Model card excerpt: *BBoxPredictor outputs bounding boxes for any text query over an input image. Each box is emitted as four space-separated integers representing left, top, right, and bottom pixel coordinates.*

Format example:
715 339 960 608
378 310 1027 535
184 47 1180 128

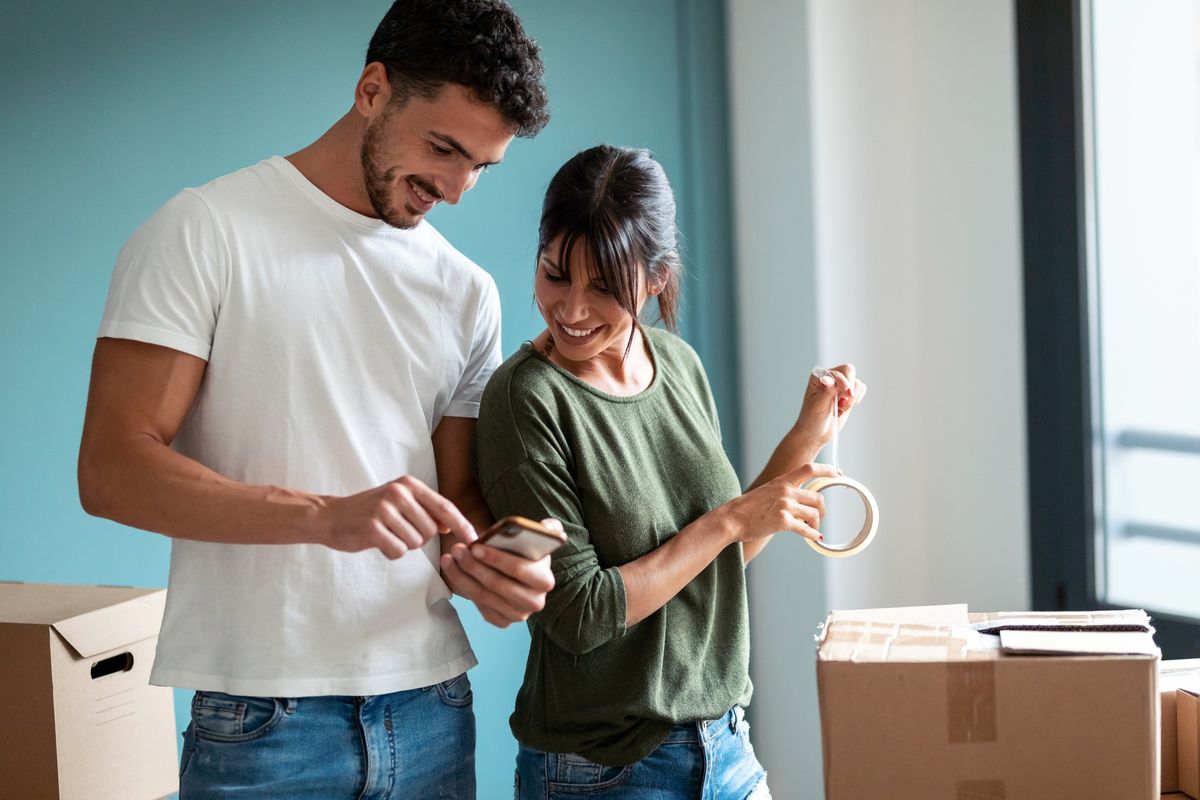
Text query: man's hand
320 475 478 559
440 530 557 628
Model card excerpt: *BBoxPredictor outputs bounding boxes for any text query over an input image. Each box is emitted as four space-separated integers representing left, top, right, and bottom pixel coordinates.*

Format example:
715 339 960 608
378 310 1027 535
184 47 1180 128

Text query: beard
360 114 438 230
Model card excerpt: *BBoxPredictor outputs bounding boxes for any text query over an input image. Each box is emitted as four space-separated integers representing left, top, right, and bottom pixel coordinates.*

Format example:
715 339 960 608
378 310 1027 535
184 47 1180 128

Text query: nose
557 282 590 324
439 166 478 206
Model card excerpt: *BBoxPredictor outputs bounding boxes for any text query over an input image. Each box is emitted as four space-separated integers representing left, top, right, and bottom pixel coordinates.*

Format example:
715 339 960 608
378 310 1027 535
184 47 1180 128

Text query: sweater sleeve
484 458 628 655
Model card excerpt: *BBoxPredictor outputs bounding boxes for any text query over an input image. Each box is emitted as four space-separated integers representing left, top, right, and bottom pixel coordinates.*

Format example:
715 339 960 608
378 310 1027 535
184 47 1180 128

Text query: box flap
0 583 159 626
1176 677 1200 699
818 621 989 662
999 628 1159 656
50 591 166 658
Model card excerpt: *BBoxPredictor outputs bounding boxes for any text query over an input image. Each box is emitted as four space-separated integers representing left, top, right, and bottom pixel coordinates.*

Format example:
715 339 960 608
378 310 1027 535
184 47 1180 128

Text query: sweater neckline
520 326 664 404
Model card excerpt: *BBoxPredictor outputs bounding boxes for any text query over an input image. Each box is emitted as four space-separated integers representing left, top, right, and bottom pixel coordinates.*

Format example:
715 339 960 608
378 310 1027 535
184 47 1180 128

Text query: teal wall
0 1 736 796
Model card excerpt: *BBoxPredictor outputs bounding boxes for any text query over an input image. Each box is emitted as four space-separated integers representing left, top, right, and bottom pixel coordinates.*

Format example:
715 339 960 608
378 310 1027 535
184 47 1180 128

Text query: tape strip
802 475 879 558
956 780 1006 799
946 661 997 743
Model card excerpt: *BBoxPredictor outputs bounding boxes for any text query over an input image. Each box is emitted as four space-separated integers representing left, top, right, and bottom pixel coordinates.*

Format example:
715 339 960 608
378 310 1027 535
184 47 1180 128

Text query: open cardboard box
0 582 178 799
1161 660 1200 793
1177 675 1200 800
816 604 1160 799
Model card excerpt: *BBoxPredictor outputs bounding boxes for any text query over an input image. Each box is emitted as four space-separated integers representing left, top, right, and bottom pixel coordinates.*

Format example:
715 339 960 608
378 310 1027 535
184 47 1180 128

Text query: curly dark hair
366 0 549 138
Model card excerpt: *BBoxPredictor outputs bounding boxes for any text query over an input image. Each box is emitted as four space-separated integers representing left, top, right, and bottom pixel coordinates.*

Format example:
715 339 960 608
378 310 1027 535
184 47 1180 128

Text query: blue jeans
514 707 771 799
179 673 475 799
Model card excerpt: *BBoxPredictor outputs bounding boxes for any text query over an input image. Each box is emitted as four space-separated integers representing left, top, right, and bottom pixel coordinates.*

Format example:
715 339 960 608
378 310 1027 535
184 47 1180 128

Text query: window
1018 0 1200 656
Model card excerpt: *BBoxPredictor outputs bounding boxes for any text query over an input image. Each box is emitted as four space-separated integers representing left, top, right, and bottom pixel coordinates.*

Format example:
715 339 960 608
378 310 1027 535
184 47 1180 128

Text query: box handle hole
91 652 133 679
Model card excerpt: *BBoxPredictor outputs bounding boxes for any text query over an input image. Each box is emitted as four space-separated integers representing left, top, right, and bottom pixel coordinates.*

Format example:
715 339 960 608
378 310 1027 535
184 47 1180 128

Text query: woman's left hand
793 363 867 448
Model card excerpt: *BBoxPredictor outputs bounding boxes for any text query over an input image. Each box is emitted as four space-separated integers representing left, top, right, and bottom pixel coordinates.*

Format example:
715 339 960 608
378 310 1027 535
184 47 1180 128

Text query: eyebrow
430 131 502 167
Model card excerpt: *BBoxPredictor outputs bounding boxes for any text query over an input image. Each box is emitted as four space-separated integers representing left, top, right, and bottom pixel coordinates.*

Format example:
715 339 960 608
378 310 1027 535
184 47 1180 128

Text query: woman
473 145 864 798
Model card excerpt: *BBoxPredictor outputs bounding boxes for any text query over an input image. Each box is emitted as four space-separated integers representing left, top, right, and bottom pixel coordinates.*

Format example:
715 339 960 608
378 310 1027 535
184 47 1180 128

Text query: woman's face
534 234 658 365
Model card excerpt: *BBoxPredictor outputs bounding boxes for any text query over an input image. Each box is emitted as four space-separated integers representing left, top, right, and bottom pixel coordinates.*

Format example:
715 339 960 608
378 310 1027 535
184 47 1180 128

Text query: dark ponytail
537 145 682 352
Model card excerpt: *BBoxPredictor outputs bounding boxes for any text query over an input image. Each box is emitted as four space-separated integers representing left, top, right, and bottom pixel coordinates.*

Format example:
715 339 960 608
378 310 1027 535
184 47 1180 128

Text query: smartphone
477 515 567 560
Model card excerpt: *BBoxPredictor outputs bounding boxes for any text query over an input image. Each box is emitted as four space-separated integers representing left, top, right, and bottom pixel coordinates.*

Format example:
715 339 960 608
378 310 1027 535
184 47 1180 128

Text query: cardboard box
0 582 178 799
1161 660 1200 792
816 605 1160 799
1178 680 1200 800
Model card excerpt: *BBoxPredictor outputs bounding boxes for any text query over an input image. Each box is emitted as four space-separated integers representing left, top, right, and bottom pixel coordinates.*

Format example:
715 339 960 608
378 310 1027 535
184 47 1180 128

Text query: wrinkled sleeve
483 458 627 656
444 276 502 420
98 189 227 360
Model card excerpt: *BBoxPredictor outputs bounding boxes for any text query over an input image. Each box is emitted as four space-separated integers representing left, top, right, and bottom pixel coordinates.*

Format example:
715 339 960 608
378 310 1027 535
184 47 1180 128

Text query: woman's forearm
747 427 823 492
740 429 823 563
617 511 738 627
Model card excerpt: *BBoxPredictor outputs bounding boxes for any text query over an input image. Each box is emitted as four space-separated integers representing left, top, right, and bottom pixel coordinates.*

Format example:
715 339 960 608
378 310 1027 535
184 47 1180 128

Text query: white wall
727 0 826 795
728 2 1029 797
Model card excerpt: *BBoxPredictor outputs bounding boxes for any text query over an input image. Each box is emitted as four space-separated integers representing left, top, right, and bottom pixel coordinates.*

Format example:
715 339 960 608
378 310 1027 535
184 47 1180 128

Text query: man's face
360 83 516 229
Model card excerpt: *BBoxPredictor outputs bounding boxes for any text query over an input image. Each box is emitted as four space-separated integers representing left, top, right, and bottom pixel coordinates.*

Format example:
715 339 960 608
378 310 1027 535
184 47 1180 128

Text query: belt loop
282 697 297 714
728 707 737 733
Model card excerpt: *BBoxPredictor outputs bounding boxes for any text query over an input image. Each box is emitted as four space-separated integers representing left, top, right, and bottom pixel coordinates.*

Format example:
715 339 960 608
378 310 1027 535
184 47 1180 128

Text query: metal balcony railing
1112 428 1200 544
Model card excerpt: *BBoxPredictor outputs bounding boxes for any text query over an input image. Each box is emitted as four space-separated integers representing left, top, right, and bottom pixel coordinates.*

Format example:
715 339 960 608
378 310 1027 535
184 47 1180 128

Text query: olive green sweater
474 327 751 766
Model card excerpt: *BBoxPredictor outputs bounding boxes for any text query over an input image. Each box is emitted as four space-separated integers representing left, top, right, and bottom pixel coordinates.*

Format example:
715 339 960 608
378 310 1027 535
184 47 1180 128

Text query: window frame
1016 0 1200 657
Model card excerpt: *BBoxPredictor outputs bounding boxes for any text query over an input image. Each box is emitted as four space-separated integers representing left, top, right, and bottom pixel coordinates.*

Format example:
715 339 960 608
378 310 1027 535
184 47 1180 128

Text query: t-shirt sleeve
483 458 628 656
98 189 227 360
443 276 502 419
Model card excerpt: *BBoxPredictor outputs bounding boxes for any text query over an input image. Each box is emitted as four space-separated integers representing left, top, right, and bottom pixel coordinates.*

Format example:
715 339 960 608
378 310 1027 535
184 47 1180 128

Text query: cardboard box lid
0 583 165 658
818 604 1159 663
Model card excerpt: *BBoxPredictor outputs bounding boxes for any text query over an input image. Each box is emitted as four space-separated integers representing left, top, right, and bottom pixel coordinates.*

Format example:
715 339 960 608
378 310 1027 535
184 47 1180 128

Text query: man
77 2 553 796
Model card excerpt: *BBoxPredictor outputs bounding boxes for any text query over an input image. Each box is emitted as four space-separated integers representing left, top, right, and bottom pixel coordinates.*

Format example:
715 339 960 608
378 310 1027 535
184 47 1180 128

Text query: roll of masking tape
801 475 879 558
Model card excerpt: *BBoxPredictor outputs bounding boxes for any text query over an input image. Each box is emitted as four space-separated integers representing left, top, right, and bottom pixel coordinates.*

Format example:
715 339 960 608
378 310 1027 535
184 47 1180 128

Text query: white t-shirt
99 156 501 696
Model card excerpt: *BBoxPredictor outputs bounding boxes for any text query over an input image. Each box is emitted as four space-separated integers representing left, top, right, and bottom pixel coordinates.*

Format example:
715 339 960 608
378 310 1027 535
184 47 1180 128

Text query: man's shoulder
188 157 283 201
154 158 289 230
417 221 496 291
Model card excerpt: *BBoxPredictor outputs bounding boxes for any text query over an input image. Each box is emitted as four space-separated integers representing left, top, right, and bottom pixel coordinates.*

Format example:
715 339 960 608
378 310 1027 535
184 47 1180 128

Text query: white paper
999 629 1159 656
828 603 969 625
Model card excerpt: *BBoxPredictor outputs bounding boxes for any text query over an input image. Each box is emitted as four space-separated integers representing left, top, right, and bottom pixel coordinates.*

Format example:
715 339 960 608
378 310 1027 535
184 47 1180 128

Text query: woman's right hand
708 462 841 544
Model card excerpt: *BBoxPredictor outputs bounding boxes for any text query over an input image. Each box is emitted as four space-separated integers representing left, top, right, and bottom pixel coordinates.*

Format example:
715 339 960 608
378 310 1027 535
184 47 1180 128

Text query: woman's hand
439 518 560 628
792 363 867 450
706 462 841 545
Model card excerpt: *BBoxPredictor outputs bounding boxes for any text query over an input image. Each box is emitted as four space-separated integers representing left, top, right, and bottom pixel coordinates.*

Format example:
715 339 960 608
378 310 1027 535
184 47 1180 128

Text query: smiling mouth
406 178 440 211
556 320 603 341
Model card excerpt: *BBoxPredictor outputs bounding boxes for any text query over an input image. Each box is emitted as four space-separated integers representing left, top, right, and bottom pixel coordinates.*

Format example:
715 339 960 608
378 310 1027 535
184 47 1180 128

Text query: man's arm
430 416 493 533
78 337 474 556
432 416 554 627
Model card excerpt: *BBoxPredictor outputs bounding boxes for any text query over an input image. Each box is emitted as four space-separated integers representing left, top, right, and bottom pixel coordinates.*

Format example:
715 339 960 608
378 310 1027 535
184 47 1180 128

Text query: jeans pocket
735 707 756 756
179 723 197 778
190 691 283 742
549 752 632 791
433 672 474 708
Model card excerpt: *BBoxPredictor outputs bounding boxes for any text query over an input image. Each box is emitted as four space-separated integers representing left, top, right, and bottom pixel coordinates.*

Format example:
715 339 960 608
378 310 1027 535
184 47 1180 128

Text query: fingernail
820 376 835 387
819 535 825 542
452 547 464 562
470 544 485 559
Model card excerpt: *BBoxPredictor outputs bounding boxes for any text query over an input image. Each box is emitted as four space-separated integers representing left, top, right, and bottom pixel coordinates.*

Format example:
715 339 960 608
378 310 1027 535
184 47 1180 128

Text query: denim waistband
660 707 739 744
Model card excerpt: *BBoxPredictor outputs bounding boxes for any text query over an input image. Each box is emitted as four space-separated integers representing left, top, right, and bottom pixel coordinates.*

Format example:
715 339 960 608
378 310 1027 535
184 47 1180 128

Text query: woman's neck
534 327 655 397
